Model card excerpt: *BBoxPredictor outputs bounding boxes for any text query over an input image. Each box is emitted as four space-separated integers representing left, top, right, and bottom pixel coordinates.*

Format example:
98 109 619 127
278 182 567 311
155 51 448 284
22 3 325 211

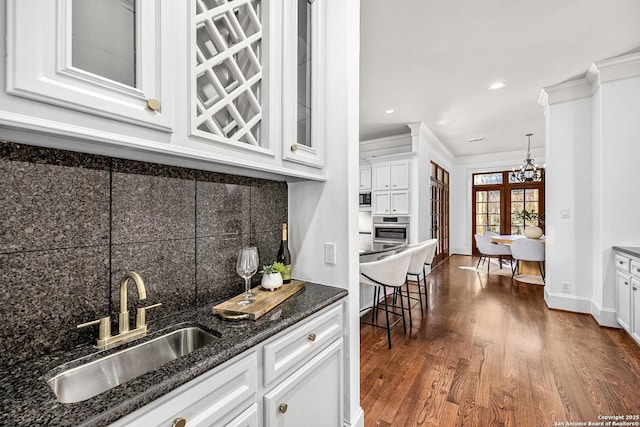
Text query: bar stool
360 250 412 349
405 239 438 310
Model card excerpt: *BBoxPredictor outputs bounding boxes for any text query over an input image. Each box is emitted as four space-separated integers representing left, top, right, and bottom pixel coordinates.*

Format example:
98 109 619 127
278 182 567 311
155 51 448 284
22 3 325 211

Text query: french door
472 170 545 253
431 162 449 266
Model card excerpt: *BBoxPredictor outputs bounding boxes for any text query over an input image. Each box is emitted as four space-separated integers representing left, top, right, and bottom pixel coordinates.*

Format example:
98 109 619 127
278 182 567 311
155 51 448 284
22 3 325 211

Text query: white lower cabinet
110 353 258 427
614 251 640 347
263 339 343 427
111 302 344 426
632 277 640 344
616 270 631 331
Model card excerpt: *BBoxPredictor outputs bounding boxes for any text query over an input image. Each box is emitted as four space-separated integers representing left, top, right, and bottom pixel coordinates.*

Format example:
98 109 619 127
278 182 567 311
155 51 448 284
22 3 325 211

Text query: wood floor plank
360 255 640 426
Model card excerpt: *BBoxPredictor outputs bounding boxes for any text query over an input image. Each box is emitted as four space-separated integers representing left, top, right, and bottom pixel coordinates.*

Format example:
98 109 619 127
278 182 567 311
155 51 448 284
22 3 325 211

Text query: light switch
561 209 570 219
324 243 337 265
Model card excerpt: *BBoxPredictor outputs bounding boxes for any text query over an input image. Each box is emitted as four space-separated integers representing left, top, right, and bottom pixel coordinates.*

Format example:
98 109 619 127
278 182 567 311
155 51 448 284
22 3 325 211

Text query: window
471 169 545 252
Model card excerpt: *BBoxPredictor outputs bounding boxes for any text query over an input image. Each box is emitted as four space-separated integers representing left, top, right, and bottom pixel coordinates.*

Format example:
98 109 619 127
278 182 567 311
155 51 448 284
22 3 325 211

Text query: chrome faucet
77 271 161 348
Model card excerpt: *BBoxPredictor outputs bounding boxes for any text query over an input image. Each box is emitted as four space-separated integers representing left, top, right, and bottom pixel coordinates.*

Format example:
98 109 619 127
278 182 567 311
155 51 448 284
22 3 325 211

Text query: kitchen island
0 282 347 426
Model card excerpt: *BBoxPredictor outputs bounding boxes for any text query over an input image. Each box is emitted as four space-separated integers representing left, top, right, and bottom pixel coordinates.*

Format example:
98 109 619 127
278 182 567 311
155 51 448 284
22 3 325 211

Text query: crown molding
593 51 640 83
539 51 640 107
539 75 595 106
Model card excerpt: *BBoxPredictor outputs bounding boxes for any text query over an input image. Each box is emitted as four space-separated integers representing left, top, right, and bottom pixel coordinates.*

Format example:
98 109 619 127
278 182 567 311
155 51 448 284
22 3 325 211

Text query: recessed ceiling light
384 109 395 114
488 82 506 90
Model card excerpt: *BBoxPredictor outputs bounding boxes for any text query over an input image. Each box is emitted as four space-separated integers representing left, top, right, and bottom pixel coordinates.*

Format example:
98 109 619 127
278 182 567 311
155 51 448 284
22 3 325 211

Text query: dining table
490 234 545 276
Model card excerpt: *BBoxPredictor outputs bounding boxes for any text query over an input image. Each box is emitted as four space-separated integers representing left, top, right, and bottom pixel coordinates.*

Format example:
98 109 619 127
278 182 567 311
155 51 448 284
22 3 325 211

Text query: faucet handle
77 316 112 344
136 303 162 329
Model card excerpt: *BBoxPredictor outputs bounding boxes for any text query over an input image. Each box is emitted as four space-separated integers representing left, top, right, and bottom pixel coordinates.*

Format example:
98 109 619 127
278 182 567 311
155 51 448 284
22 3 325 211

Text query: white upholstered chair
360 250 412 349
510 238 545 283
474 234 512 274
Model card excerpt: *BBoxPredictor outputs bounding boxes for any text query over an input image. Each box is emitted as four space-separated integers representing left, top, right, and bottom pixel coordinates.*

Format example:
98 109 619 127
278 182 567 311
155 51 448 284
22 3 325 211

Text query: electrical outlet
324 243 336 265
561 282 571 293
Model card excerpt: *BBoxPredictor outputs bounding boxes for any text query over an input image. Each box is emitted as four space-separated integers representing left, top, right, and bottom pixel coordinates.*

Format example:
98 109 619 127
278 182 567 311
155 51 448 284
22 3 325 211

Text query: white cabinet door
373 163 391 190
632 278 640 344
390 160 410 189
7 0 172 132
264 339 343 427
390 191 409 214
616 271 631 332
373 192 391 215
360 166 372 190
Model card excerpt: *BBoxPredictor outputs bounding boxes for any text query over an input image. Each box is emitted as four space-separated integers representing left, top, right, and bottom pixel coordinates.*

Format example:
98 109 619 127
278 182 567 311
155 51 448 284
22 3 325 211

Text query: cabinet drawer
263 303 343 386
615 254 630 272
112 352 257 426
630 260 640 279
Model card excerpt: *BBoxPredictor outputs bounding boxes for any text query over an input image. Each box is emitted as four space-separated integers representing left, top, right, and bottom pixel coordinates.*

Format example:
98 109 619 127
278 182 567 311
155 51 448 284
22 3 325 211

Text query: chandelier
511 133 542 182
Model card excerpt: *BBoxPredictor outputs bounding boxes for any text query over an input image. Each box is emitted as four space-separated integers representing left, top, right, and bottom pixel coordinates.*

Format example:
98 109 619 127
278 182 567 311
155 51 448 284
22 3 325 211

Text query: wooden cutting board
212 280 305 320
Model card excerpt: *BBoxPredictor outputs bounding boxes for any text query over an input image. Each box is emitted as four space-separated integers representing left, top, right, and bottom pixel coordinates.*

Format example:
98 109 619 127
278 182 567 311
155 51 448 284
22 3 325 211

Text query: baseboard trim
345 407 364 427
544 289 592 313
590 302 620 328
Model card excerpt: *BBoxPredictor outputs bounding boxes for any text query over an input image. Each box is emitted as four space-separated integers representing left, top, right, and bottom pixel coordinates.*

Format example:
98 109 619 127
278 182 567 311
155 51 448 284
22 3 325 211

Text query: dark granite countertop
612 246 640 258
359 242 406 256
0 282 347 427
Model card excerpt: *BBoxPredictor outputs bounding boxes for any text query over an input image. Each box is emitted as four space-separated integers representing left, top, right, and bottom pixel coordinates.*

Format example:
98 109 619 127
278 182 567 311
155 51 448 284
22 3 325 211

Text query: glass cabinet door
71 0 136 88
7 0 171 131
281 0 325 168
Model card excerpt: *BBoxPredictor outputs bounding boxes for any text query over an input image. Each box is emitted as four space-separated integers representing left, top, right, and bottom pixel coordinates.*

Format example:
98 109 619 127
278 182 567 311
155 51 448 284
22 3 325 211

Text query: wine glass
236 247 259 305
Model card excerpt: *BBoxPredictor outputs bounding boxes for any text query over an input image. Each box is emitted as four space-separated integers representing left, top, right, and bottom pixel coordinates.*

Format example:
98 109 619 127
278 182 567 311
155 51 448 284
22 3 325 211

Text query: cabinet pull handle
279 403 288 413
619 261 624 265
634 287 638 291
308 333 317 342
625 281 629 286
172 418 186 427
146 98 161 111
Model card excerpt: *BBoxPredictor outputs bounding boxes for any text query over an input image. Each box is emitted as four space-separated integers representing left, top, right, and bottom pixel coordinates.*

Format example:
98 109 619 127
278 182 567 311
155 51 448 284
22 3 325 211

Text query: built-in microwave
359 192 371 207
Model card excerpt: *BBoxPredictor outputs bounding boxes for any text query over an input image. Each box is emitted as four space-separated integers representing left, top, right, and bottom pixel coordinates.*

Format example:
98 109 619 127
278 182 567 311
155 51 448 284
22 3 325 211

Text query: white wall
541 51 640 326
288 0 363 426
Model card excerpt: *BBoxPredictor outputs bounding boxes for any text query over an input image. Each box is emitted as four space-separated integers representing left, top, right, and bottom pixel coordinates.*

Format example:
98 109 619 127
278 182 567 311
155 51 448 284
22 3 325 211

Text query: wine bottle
277 223 292 283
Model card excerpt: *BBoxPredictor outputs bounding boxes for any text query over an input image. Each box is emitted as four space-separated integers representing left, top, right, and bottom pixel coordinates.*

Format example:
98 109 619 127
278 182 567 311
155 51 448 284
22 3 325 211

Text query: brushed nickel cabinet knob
308 333 317 342
279 403 288 413
172 418 186 427
290 144 298 152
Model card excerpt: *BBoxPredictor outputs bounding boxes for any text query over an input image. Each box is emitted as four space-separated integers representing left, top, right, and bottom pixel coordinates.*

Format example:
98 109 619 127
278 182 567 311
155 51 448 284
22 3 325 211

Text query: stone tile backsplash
0 141 288 366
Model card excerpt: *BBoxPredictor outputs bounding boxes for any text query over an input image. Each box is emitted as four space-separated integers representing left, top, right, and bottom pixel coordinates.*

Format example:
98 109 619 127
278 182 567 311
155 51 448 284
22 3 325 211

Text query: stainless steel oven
373 215 410 244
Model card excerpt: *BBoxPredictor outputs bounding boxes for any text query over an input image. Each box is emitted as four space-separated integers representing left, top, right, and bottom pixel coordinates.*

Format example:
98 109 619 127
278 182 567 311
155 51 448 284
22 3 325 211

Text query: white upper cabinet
373 160 410 191
280 0 325 169
6 0 172 132
190 0 269 155
359 165 372 190
1 0 329 181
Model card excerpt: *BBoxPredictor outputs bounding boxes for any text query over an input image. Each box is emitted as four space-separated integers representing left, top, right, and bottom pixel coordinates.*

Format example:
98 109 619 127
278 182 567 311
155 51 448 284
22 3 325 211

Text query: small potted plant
514 209 545 239
260 261 287 291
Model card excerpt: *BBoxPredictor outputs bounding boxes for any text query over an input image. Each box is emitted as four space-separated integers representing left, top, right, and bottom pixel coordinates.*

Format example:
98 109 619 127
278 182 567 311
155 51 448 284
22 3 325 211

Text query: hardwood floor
360 255 640 427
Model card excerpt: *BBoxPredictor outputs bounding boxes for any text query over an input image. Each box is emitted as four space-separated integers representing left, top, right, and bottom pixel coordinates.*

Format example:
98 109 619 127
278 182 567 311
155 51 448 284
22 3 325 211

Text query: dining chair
360 250 412 349
510 238 545 283
474 234 512 274
405 238 438 311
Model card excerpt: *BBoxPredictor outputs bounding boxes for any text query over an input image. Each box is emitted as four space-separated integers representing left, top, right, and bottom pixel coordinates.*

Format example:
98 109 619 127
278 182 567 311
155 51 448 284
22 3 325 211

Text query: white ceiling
359 0 640 157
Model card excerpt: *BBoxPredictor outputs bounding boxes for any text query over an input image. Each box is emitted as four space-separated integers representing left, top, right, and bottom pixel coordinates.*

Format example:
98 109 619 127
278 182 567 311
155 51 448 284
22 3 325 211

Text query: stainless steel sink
46 326 218 403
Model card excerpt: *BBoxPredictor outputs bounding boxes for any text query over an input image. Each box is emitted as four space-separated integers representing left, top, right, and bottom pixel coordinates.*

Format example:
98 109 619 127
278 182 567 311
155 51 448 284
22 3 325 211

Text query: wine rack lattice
194 0 262 145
